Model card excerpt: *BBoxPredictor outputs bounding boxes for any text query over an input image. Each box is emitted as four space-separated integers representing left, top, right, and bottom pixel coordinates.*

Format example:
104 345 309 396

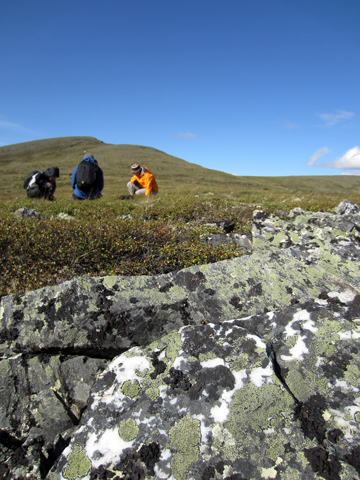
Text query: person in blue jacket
71 153 104 200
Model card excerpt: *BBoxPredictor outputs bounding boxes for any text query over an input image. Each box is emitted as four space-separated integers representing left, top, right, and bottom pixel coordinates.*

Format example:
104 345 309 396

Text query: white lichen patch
250 363 273 387
211 399 230 423
246 333 267 349
284 310 311 337
201 358 226 369
85 427 132 468
338 330 360 340
281 335 309 362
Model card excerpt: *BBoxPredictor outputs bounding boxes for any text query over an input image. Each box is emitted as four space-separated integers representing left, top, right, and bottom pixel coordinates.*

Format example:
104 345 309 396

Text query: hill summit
1 136 360 202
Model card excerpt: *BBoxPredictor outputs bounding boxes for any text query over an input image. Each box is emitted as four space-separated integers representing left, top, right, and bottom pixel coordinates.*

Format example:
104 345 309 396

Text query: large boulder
49 300 360 480
1 200 360 479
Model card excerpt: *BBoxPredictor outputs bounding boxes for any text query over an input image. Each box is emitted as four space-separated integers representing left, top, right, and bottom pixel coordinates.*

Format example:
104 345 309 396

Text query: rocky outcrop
50 300 360 480
1 200 360 479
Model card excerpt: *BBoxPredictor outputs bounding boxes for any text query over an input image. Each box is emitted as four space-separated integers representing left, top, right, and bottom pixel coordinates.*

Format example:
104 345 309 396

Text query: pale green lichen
271 232 288 246
289 231 301 243
0 360 10 377
212 423 238 462
122 379 141 398
313 317 343 356
146 386 159 400
355 411 360 422
261 466 278 479
344 364 360 388
226 353 248 371
265 434 286 462
199 351 218 362
165 332 182 364
279 466 302 480
63 445 91 480
225 383 293 440
102 276 118 289
169 415 200 480
118 418 139 442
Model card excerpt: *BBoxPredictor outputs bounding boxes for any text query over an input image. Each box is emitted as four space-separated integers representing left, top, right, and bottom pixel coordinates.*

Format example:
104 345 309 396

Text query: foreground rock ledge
0 200 360 479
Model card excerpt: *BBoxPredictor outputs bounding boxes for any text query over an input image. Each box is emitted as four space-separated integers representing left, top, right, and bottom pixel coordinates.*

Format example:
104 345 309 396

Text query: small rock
14 207 42 219
335 200 359 215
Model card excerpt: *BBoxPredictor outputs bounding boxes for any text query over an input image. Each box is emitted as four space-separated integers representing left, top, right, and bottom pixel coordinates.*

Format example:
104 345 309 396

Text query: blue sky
1 0 360 176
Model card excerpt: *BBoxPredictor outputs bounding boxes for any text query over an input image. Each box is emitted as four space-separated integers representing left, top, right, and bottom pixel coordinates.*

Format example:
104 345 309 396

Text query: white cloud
307 147 330 167
318 110 354 127
173 132 198 139
322 146 360 170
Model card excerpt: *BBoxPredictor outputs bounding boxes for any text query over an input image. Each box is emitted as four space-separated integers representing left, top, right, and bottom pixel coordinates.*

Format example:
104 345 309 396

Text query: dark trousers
27 186 54 201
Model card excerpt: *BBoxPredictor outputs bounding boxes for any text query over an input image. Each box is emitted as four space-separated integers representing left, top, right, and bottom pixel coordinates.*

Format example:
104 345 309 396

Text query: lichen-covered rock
2 202 360 361
14 207 42 218
49 300 360 479
1 200 360 479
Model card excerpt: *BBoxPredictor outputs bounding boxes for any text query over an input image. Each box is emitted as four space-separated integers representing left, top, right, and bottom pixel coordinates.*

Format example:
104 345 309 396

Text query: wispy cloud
0 120 24 130
340 171 360 176
307 147 330 167
285 121 300 129
317 110 354 127
0 118 37 134
322 146 360 170
173 132 198 139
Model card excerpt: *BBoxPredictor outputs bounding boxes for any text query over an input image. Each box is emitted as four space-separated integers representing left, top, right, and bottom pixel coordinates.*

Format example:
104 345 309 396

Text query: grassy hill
1 136 360 297
1 136 360 204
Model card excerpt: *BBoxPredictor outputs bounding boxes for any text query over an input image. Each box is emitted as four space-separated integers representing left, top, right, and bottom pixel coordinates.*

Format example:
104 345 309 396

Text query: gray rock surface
50 300 360 480
1 200 360 479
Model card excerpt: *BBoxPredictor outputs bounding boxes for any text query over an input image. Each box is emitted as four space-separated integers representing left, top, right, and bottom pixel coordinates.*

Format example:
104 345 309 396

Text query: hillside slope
1 136 360 202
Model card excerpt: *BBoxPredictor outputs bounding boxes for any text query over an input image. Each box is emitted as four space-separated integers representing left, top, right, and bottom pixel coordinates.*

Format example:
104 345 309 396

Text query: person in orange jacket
127 164 159 196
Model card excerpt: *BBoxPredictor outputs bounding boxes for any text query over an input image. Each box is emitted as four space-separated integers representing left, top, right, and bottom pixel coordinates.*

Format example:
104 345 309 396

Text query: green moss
121 379 141 398
118 418 139 442
169 416 201 480
355 412 360 422
63 445 91 480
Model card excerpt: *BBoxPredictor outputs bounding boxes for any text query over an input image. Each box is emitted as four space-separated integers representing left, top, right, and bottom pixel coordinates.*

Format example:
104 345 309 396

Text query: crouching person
24 166 60 201
127 164 158 196
71 153 104 200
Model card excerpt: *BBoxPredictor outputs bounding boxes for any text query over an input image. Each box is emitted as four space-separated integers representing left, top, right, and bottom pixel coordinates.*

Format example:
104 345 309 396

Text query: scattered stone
116 214 135 220
335 199 360 215
14 207 42 219
55 212 77 221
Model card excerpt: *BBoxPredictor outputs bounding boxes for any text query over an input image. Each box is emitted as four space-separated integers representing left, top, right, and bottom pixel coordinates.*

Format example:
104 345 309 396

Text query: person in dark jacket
71 153 104 200
24 166 60 201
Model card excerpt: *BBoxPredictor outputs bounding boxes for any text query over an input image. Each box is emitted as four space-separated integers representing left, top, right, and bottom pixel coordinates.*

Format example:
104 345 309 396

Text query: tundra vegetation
1 136 360 297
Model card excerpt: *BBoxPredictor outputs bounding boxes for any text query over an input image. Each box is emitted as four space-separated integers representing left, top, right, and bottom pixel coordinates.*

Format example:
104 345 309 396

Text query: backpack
75 159 98 188
23 171 41 190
